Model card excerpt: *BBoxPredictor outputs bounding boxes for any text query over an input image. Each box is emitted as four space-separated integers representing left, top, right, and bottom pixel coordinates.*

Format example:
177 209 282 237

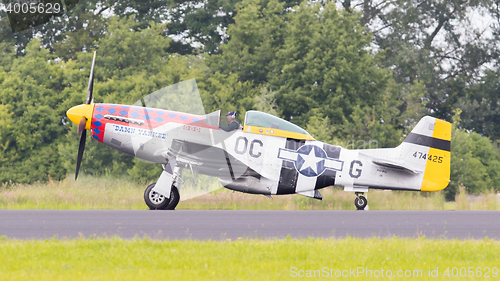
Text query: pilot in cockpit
220 111 240 132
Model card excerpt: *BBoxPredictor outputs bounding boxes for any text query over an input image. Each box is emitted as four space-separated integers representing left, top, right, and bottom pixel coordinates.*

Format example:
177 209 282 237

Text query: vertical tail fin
400 116 451 191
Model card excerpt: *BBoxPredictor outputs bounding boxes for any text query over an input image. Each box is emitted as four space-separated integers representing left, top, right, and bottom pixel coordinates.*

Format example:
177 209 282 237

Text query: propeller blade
86 51 96 105
75 129 87 180
78 116 87 137
75 51 96 180
141 97 153 132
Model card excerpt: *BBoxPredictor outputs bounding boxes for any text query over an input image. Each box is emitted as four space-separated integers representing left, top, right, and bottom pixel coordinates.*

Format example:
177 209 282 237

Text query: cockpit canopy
244 111 312 137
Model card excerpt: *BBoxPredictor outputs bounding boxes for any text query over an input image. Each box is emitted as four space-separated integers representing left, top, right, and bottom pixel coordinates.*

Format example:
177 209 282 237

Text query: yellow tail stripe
421 120 451 191
432 119 452 141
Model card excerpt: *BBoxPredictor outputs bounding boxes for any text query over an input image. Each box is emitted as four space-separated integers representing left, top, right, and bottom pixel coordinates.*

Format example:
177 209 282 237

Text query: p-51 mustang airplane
67 52 451 210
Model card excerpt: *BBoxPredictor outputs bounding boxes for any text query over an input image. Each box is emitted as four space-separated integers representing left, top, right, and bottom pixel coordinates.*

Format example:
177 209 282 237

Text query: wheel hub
149 191 166 205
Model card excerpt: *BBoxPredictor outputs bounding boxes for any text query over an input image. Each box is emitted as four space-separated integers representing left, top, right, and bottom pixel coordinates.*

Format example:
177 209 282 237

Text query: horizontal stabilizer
372 159 420 174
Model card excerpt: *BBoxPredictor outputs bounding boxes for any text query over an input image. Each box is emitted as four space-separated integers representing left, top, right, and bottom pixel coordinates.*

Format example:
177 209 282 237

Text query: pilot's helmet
225 111 236 119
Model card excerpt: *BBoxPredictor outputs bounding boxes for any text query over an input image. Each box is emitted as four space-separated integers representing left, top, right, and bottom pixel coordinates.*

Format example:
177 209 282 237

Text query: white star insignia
299 148 321 174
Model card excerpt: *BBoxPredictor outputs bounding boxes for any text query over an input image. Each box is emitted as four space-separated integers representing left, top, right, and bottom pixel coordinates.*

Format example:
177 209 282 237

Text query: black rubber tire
165 185 180 210
354 196 367 210
144 183 180 210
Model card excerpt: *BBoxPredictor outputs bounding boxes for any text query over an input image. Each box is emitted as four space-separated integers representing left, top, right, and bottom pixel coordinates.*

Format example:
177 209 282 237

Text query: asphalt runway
0 210 499 240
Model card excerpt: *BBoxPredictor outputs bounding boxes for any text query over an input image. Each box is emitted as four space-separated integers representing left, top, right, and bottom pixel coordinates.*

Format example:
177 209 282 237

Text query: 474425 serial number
413 151 443 163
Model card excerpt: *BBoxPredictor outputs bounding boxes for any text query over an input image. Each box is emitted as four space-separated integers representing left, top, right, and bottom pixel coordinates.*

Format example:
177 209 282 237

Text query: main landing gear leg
354 192 367 210
144 160 181 210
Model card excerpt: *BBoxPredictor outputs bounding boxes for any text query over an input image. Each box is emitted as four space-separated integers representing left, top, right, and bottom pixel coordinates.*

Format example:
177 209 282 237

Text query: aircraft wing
167 139 250 179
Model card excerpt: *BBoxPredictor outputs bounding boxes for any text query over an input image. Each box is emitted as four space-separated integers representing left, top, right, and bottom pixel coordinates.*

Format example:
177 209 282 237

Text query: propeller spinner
66 51 97 179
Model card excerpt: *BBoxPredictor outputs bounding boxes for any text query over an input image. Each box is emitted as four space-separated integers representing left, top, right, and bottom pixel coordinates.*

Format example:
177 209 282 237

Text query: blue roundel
294 145 327 177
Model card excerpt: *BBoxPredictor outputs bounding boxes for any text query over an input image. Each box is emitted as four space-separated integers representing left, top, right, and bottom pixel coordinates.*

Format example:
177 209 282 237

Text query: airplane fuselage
89 103 442 198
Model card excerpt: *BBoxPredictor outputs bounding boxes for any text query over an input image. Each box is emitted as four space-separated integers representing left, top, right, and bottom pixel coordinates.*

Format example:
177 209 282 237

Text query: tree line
1 0 500 200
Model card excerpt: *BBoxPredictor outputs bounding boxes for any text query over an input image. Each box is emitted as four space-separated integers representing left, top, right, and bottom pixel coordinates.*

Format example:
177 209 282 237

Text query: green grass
0 237 498 280
0 176 498 210
179 187 450 210
1 179 498 280
0 176 146 210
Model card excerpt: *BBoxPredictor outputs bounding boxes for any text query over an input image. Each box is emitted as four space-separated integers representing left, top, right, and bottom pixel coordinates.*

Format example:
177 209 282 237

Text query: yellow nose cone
67 104 95 130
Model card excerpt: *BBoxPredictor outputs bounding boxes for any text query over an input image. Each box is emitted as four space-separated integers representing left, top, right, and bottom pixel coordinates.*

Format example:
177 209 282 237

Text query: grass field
0 237 498 280
0 176 498 210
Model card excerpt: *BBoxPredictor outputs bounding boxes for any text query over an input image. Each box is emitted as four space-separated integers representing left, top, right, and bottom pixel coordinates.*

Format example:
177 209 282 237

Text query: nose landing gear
354 192 367 210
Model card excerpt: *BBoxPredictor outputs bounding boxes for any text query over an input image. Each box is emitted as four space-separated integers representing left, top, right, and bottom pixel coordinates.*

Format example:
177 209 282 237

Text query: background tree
448 110 500 200
2 0 500 200
339 0 497 134
0 40 71 182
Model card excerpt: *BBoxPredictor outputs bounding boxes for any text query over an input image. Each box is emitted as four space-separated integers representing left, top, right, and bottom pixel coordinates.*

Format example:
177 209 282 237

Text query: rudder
400 116 451 191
